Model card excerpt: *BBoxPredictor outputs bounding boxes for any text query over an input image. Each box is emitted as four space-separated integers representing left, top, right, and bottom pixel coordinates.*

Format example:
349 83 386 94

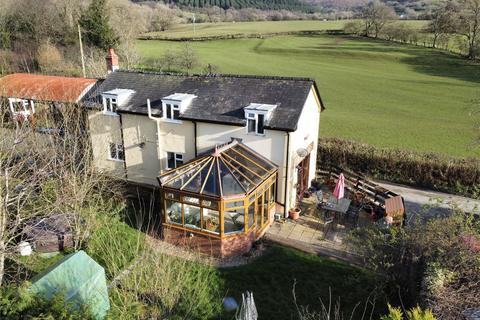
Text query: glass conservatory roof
158 141 277 198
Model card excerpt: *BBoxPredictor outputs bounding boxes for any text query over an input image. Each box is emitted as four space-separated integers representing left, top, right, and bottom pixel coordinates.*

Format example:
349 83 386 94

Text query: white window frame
108 143 125 162
245 111 266 135
166 152 183 170
102 95 119 116
162 101 182 123
8 98 35 117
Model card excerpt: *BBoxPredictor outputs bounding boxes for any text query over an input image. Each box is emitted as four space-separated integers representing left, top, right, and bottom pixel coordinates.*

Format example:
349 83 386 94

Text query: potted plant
289 207 301 220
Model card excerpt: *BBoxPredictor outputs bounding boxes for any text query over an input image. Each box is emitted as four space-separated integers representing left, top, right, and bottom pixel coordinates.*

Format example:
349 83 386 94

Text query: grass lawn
137 34 480 157
143 20 428 39
220 245 384 319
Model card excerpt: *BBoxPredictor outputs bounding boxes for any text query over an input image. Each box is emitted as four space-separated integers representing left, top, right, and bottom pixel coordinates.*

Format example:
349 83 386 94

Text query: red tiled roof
0 73 97 103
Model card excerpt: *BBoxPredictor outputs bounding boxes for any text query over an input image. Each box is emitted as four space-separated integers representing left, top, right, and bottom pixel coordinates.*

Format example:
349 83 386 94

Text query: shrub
37 42 64 72
380 304 435 320
0 283 92 319
349 210 480 318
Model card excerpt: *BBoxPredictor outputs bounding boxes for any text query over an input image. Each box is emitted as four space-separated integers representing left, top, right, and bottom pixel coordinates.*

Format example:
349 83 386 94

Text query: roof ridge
117 69 315 82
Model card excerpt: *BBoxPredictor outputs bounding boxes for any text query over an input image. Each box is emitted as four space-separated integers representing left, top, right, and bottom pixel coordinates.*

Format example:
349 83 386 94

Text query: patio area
266 170 405 265
266 196 367 265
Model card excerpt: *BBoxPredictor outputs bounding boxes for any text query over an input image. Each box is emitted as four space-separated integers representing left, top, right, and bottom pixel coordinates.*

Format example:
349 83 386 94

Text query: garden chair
322 211 335 240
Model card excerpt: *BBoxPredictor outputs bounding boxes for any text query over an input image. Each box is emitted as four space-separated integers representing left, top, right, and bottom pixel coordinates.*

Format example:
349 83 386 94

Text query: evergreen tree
79 0 118 50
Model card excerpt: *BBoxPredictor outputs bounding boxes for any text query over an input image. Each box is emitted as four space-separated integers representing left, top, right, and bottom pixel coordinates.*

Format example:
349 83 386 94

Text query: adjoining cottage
0 73 97 133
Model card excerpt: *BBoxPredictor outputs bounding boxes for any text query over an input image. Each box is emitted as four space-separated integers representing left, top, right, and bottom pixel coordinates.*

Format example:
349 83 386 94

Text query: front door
296 153 310 204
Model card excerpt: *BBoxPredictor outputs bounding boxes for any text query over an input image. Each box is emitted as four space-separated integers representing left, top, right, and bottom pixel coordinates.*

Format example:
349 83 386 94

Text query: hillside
305 0 439 15
132 0 315 11
137 30 480 157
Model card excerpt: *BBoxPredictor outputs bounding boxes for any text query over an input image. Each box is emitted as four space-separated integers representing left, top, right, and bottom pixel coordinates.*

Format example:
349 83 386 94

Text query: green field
143 20 428 39
137 33 480 157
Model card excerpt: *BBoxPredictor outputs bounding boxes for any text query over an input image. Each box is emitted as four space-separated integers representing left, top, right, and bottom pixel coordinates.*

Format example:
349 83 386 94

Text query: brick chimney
106 48 119 73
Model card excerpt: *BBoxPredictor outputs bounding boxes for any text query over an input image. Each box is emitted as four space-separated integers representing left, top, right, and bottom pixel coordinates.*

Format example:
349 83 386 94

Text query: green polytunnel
29 250 110 319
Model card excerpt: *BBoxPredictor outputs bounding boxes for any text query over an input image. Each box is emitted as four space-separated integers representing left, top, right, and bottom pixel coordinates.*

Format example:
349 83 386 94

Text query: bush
317 137 480 199
0 284 92 319
380 304 435 320
37 42 64 72
349 210 480 318
343 20 363 35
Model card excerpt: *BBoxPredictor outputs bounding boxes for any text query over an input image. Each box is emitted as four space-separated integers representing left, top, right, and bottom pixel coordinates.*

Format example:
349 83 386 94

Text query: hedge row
317 138 480 199
138 29 341 41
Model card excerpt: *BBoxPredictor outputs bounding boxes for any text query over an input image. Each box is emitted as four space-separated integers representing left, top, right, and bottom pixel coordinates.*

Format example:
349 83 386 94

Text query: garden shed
29 250 110 319
23 213 75 253
158 140 278 257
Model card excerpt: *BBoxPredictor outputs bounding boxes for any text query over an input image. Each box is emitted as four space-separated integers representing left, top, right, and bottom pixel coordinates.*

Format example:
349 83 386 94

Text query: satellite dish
296 148 309 158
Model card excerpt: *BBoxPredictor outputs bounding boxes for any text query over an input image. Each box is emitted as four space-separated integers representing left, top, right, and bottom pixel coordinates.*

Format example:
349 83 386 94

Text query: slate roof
0 73 97 103
84 70 324 132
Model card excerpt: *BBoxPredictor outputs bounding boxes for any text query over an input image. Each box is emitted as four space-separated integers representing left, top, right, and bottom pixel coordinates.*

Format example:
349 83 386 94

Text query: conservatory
158 140 278 258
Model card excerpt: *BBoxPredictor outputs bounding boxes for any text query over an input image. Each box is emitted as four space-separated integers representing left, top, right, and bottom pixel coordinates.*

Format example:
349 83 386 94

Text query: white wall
157 119 196 172
87 110 125 177
121 113 160 185
286 87 321 211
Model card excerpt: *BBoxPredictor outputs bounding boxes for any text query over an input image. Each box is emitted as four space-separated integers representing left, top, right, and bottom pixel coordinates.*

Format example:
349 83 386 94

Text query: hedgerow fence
317 138 480 199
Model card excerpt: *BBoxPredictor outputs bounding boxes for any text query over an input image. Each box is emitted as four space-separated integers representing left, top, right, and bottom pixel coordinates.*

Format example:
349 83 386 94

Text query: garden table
322 195 352 215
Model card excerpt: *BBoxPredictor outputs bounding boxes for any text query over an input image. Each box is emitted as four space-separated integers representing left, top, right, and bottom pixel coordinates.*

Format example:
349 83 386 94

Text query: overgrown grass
86 210 146 279
137 34 480 157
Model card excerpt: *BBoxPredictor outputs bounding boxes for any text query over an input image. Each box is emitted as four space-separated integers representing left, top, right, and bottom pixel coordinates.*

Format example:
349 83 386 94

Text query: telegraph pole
78 24 86 78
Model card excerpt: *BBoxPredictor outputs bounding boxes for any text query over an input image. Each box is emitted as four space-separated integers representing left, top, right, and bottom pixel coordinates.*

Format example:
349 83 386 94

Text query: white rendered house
85 67 324 219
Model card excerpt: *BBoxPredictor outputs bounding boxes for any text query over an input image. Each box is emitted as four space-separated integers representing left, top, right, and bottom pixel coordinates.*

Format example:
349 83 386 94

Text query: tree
177 43 200 73
457 0 480 59
362 0 396 38
426 1 459 48
0 101 115 286
150 5 176 32
79 0 118 50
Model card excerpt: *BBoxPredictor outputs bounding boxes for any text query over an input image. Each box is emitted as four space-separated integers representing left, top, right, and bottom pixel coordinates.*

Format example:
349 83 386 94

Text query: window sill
161 118 182 124
102 111 119 117
107 158 125 163
246 132 266 137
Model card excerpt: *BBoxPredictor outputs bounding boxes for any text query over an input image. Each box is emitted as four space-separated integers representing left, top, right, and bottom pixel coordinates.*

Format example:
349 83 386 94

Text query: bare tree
177 43 200 74
457 0 480 59
0 99 117 286
150 4 177 32
362 0 396 38
427 1 459 48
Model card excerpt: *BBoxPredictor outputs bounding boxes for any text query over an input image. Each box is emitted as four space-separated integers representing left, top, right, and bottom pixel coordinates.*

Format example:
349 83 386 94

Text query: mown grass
137 34 480 157
143 20 428 39
220 245 384 319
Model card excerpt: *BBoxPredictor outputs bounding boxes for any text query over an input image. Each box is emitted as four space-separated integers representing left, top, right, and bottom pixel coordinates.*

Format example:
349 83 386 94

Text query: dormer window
165 103 180 120
106 97 117 113
161 93 197 123
101 89 135 115
244 103 276 135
